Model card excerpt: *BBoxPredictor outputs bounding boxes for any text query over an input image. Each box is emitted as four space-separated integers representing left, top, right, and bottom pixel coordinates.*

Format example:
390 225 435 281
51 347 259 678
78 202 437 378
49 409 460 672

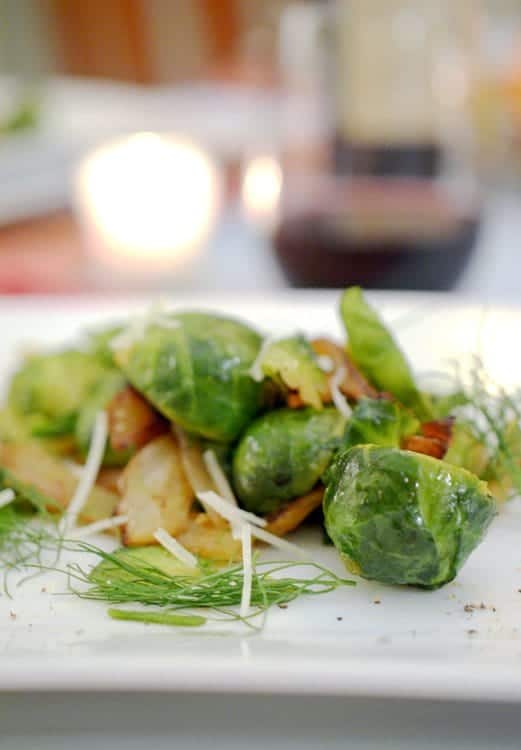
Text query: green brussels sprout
340 287 431 419
343 398 419 449
114 313 262 442
0 407 77 456
323 445 495 588
89 545 197 585
233 407 346 514
0 407 34 442
85 324 124 367
75 371 132 467
257 336 328 409
8 350 111 425
444 422 489 478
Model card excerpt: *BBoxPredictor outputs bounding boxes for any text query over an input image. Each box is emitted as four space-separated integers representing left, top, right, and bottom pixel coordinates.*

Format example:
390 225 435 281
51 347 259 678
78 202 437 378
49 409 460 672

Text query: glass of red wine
275 0 480 290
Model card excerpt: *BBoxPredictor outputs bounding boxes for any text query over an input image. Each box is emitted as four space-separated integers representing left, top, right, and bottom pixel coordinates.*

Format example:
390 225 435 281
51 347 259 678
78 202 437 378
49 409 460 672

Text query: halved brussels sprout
89 545 200 585
256 335 328 409
233 407 346 514
114 313 262 442
343 398 418 449
323 445 495 588
85 324 124 367
8 350 111 425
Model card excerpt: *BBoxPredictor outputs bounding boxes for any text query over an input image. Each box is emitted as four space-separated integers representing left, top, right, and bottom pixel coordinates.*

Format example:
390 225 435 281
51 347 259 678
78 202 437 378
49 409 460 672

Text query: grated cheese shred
248 524 308 558
110 301 180 353
197 490 267 528
240 523 253 617
203 449 242 539
203 450 237 506
329 365 352 418
0 488 15 509
316 354 334 373
71 514 128 539
153 527 198 568
248 336 274 382
62 411 108 531
196 490 306 558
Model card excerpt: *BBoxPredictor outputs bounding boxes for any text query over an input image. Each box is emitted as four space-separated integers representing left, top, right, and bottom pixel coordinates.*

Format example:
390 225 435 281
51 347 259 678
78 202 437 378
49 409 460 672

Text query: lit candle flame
76 133 220 276
241 155 282 228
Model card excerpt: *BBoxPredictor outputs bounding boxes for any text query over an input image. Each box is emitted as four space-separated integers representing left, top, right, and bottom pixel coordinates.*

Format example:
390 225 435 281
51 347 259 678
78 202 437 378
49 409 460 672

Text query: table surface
0 188 519 300
2 691 521 750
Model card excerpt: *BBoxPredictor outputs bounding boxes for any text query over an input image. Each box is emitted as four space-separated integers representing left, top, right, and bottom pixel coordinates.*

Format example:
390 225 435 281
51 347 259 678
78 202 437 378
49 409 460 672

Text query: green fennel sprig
435 356 521 499
60 541 355 623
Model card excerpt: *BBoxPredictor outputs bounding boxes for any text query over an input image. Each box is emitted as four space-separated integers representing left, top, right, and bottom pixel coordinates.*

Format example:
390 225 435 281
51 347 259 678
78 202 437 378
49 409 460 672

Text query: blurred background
1 0 521 298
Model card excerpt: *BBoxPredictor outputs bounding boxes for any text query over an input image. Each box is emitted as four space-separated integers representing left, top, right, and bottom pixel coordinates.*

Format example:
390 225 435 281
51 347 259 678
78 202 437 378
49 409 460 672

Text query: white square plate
1 290 521 702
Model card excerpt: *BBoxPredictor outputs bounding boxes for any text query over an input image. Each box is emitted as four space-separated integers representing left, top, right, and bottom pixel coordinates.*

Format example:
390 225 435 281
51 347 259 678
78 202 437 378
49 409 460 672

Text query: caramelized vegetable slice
118 434 194 546
256 336 329 410
311 338 378 402
402 418 454 459
106 385 168 452
174 425 227 527
0 441 118 523
177 513 242 562
265 487 324 536
402 435 447 460
96 467 123 495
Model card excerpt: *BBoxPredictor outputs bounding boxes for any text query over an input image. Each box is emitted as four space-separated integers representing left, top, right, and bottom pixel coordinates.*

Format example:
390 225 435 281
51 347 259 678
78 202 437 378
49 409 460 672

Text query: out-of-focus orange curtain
47 0 240 83
199 0 240 72
49 0 153 82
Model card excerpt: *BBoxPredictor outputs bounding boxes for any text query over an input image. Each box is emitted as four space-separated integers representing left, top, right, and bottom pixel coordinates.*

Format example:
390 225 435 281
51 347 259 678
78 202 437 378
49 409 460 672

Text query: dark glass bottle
274 1 480 290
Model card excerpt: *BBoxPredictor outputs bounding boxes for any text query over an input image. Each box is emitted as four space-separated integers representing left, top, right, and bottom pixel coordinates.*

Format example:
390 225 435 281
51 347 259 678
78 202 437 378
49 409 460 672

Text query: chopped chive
108 608 206 627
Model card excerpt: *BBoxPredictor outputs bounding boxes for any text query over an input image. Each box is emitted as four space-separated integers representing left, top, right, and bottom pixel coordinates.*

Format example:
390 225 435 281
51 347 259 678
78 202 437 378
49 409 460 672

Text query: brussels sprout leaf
340 287 432 419
256 335 328 409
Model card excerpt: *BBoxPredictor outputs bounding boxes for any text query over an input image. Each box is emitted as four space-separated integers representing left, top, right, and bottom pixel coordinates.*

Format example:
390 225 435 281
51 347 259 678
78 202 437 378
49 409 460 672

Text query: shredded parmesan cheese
71 514 128 539
240 523 252 617
64 460 84 478
154 527 198 568
110 302 180 353
248 525 308 558
248 336 274 382
174 426 223 525
316 354 334 373
62 411 108 531
203 449 242 539
203 450 237 506
0 488 15 509
196 490 267 528
329 366 352 418
196 490 307 558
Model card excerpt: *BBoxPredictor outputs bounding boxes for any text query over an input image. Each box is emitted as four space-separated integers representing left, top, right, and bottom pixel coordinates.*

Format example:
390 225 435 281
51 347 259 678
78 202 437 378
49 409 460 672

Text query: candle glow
76 133 220 277
241 155 282 227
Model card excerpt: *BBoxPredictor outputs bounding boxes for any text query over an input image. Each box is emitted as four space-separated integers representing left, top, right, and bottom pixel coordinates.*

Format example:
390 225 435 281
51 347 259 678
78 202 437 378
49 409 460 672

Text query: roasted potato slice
265 487 324 536
96 467 123 495
106 385 168 452
177 513 243 562
174 425 227 527
0 441 119 523
118 434 194 546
